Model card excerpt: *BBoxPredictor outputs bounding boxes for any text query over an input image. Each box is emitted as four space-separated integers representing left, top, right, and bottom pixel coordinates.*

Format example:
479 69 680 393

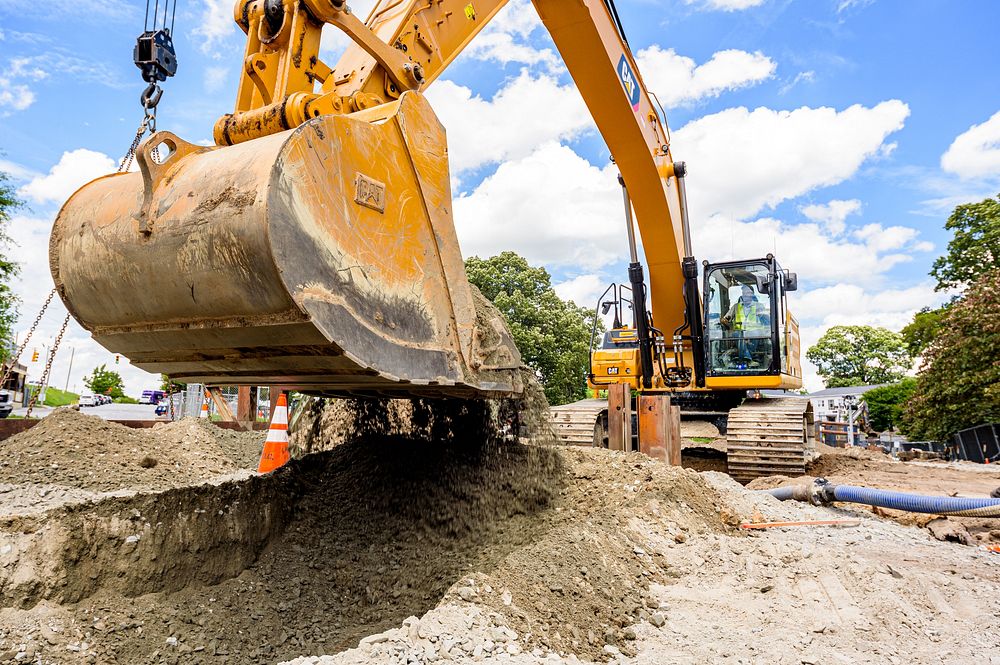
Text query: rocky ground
0 405 997 664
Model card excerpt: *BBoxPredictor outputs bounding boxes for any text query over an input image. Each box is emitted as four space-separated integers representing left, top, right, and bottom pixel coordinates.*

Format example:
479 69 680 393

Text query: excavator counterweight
50 92 522 397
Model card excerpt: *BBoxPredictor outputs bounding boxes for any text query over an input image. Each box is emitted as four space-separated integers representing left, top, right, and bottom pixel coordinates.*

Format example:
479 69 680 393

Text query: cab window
705 265 773 373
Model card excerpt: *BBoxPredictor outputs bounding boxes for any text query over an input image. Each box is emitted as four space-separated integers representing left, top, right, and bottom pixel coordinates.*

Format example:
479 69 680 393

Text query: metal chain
119 83 162 173
119 113 154 173
168 377 175 421
25 313 71 418
1 289 57 391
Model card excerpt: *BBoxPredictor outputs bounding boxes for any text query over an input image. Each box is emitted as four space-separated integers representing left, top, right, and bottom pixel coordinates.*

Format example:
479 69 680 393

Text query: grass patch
114 396 140 404
689 436 718 444
27 386 80 407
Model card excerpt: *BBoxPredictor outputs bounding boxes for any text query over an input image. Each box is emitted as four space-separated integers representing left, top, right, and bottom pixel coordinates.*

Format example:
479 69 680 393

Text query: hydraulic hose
763 480 1000 517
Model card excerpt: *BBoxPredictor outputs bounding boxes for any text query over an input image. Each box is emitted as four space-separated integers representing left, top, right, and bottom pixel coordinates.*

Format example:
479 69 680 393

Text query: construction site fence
953 424 1000 464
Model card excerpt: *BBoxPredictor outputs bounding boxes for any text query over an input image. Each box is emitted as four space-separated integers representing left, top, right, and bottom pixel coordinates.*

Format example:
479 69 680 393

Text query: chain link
1 289 57 392
168 377 176 421
119 114 153 174
25 313 71 418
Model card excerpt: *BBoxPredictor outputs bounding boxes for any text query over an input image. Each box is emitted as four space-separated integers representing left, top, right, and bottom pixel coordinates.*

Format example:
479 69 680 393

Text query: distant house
808 385 887 423
1 359 28 404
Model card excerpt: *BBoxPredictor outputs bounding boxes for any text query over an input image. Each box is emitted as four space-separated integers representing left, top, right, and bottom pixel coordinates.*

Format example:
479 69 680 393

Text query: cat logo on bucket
617 54 641 112
354 173 386 213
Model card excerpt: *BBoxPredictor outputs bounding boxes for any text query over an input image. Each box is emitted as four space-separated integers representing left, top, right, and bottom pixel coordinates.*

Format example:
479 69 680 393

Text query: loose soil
0 410 263 493
0 405 998 664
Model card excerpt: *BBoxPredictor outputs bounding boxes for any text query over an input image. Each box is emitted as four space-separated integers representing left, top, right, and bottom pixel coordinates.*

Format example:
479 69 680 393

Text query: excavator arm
49 0 699 396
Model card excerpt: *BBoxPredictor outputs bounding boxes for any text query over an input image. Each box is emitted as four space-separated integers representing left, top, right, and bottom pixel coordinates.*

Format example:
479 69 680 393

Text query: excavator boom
49 0 689 396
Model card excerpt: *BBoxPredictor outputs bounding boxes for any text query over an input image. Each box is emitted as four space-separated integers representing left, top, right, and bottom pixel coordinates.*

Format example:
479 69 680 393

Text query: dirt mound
0 393 738 664
807 445 896 477
0 410 263 494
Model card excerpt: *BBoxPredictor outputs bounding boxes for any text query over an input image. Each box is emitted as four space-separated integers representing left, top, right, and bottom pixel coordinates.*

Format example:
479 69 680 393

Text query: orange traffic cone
257 392 290 473
199 394 209 419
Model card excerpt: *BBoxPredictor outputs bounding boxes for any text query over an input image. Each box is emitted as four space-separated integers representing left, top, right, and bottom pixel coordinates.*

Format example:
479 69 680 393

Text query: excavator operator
721 285 768 365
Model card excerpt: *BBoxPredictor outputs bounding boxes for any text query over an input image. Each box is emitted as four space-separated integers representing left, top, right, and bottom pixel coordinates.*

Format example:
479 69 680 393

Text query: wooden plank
207 387 237 424
607 385 630 452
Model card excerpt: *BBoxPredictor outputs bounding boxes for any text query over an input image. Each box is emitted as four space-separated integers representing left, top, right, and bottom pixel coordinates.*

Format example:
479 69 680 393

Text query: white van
79 394 97 407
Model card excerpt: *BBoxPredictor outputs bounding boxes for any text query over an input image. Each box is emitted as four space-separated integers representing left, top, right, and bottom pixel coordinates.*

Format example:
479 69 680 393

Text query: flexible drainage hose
764 480 1000 517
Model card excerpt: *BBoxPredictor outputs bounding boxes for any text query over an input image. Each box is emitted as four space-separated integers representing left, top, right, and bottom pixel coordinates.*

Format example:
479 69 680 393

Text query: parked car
0 391 12 419
79 394 97 407
154 403 169 417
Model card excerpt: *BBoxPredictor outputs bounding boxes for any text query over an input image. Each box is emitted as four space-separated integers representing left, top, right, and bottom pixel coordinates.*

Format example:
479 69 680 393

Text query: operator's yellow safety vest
734 302 765 332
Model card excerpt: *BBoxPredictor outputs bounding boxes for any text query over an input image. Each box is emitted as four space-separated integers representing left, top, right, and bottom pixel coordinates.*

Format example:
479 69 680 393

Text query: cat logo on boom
617 54 641 111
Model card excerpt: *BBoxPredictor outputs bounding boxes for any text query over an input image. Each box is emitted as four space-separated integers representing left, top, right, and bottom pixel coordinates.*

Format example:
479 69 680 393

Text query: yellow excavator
49 0 813 479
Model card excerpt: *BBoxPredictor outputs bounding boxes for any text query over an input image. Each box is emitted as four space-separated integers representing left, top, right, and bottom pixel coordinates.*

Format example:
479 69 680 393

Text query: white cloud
553 274 608 309
454 142 623 270
636 46 776 107
0 158 39 181
427 71 592 175
460 0 559 70
673 101 910 220
18 149 116 206
204 66 229 93
799 198 861 235
778 70 815 95
837 0 875 13
940 110 1000 180
0 53 124 112
694 215 932 287
795 281 946 390
0 78 35 111
193 0 238 54
684 0 766 10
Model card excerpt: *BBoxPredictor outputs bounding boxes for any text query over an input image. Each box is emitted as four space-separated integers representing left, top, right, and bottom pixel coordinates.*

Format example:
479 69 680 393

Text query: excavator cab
702 255 798 380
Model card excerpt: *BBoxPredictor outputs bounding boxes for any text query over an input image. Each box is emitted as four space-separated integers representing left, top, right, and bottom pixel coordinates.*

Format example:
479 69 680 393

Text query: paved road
11 402 162 420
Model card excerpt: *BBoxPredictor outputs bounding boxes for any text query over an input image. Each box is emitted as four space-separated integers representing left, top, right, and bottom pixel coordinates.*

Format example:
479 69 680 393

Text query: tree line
806 194 1000 440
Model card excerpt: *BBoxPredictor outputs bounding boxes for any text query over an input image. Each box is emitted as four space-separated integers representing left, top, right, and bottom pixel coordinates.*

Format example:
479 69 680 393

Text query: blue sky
1 0 999 393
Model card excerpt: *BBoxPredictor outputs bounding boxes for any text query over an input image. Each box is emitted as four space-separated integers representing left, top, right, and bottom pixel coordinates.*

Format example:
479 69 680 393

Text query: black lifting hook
141 81 164 110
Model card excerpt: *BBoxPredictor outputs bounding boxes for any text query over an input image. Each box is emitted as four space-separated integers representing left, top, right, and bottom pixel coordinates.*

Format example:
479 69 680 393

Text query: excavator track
549 399 607 447
725 397 815 483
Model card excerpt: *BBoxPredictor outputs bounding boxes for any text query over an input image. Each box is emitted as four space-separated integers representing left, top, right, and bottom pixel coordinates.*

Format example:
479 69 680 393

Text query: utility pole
64 347 75 392
40 343 49 404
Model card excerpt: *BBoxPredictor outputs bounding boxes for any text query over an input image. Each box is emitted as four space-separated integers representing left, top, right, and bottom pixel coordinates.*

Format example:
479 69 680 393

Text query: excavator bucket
50 92 522 397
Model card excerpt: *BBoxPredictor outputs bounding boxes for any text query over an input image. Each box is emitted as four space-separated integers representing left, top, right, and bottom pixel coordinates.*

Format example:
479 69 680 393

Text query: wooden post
607 383 632 452
668 405 682 466
269 385 282 415
637 395 682 465
236 386 258 428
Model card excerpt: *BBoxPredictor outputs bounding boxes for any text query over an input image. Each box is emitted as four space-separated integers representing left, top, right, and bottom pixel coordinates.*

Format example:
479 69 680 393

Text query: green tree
805 325 912 388
159 373 186 392
900 306 949 356
902 269 1000 441
83 364 127 399
0 171 22 363
465 252 596 406
862 378 917 432
930 193 1000 291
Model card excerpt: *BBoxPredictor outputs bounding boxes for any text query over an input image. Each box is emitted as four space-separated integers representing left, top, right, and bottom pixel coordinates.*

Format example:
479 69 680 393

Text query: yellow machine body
50 0 805 407
50 92 521 396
